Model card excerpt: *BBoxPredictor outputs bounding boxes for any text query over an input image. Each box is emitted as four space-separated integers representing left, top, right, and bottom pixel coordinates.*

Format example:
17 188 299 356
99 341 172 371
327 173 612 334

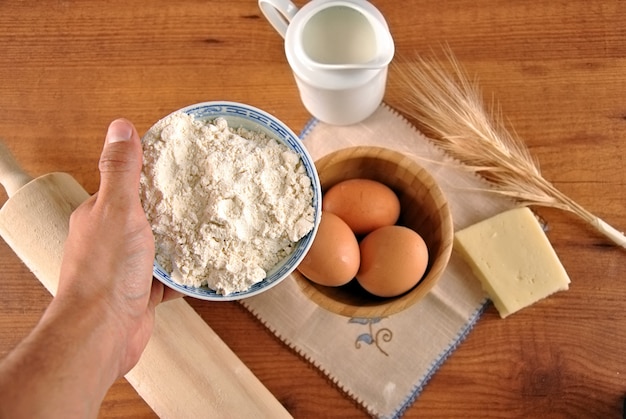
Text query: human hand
56 118 179 376
0 119 181 419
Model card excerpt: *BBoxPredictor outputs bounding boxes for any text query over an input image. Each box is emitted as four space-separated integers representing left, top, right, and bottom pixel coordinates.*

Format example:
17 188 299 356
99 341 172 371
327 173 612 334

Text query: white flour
140 112 315 295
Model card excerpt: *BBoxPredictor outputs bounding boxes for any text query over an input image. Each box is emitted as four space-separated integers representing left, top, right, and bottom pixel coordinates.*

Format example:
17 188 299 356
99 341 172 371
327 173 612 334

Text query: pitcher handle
258 0 299 39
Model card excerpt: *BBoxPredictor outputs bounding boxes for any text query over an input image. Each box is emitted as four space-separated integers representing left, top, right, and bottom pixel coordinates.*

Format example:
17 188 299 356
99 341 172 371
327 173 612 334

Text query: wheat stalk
390 48 626 249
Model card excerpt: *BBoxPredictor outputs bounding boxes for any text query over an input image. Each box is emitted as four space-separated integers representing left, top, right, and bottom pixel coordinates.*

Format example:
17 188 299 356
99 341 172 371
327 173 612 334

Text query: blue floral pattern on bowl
149 101 322 301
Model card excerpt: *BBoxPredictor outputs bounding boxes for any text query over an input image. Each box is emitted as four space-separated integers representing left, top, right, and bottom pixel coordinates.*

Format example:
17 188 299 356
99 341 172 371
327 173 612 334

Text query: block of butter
454 207 570 318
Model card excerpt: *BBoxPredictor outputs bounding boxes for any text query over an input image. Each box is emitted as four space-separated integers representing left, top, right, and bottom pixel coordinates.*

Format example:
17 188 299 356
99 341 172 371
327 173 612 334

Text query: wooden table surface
1 1 625 417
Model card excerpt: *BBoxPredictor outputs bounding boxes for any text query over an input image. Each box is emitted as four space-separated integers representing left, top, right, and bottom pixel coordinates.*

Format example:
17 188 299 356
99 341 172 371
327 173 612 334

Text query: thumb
97 118 143 204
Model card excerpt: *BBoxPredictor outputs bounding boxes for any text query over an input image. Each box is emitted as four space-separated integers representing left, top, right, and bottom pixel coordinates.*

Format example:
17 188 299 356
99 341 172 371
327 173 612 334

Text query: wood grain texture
1 0 625 417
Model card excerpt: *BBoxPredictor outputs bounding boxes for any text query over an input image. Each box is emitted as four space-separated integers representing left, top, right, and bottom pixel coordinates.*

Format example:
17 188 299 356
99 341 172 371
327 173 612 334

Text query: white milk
301 6 377 65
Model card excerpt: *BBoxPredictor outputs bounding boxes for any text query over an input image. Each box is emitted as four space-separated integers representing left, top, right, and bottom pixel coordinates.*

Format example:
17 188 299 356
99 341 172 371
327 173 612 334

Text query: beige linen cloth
241 104 514 418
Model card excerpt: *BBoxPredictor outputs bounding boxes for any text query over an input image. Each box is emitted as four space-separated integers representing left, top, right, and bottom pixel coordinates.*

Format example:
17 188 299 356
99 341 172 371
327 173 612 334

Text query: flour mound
140 112 315 295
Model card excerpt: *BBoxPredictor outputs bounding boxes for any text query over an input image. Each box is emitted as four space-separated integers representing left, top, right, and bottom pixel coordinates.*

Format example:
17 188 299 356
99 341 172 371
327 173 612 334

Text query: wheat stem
390 49 626 249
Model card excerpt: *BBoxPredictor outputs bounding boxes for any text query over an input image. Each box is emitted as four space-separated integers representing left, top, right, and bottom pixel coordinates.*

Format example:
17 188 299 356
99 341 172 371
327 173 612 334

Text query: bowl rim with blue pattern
145 101 322 301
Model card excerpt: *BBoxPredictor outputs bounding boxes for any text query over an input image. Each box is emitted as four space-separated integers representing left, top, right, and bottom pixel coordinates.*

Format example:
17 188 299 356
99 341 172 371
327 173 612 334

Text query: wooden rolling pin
0 142 291 418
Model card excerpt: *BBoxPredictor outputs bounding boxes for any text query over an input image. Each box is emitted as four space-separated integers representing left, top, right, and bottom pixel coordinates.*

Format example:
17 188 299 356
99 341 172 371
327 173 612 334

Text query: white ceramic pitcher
258 0 395 125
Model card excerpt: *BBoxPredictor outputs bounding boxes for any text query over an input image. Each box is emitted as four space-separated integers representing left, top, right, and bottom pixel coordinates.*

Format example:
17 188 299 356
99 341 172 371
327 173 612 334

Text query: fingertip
149 279 184 306
149 280 165 309
97 118 143 202
106 119 135 144
162 287 184 303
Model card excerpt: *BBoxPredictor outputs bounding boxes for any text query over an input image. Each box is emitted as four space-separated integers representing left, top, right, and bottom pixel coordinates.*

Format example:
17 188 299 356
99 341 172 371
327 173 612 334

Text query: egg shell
322 178 401 236
296 211 360 287
356 225 429 297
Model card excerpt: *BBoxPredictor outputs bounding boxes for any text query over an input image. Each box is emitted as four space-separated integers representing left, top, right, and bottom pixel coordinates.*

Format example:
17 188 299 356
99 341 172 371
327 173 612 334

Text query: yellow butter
454 207 570 318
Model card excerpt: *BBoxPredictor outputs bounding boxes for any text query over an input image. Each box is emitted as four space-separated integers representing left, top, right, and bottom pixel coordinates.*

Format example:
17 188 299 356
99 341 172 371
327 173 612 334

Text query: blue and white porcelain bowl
146 101 322 301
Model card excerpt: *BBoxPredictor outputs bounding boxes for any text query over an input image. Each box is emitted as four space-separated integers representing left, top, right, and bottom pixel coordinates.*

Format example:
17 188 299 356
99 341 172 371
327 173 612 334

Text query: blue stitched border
388 298 490 419
300 117 319 139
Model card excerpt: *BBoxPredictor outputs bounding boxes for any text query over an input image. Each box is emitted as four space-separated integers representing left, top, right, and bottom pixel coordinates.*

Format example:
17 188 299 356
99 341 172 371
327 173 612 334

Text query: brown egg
322 179 400 236
297 211 360 287
356 225 429 297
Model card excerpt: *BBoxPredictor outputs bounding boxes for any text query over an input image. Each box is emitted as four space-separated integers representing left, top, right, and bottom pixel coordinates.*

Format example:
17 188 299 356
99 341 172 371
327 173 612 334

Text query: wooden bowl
294 146 453 318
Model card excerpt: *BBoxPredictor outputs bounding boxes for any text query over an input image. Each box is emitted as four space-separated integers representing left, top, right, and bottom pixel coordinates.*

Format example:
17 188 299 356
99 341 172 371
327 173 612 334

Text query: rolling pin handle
0 141 34 198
